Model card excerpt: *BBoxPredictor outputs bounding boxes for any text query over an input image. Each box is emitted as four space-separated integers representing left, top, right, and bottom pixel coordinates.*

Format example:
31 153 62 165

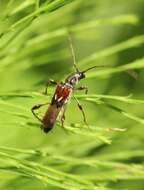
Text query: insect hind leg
31 102 49 122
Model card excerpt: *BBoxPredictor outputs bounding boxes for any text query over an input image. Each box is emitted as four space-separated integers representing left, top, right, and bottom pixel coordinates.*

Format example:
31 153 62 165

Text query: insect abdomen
42 84 72 133
42 105 61 133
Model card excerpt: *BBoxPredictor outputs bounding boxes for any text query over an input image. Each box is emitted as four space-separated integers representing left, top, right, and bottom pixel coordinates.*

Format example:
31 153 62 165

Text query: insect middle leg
31 102 49 122
75 86 88 94
60 106 67 128
59 106 69 134
44 79 57 95
73 96 88 126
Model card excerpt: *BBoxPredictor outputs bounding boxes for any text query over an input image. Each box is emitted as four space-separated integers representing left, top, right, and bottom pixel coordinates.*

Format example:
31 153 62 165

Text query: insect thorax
51 83 72 107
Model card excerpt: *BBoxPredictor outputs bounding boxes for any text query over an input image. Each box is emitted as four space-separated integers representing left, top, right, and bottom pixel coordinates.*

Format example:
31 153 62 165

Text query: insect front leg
44 79 57 95
75 86 88 94
31 102 49 122
73 96 88 126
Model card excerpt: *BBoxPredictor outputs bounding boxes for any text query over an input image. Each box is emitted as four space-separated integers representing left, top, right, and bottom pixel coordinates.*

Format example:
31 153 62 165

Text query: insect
31 35 104 133
31 36 99 133
31 35 137 133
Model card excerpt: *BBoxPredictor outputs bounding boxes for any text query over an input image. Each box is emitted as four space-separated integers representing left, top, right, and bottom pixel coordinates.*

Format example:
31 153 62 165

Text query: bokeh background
0 0 144 190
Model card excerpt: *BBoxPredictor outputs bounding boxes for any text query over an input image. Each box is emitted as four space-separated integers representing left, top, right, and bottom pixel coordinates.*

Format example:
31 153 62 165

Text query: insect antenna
82 65 110 73
82 65 138 80
68 34 80 72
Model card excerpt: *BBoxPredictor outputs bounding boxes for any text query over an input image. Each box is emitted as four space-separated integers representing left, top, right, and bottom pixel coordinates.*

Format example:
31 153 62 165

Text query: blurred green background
0 0 144 190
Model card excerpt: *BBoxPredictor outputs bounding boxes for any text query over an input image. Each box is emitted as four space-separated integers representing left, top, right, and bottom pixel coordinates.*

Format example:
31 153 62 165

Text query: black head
65 71 85 86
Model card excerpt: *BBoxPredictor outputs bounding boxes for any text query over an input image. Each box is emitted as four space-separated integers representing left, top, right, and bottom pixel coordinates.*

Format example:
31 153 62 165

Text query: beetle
31 35 137 133
31 35 105 133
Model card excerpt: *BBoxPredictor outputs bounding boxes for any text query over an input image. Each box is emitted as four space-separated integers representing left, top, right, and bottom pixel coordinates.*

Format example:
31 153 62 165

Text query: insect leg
60 106 69 134
73 96 88 126
75 86 88 94
31 103 49 122
61 106 67 128
44 79 57 95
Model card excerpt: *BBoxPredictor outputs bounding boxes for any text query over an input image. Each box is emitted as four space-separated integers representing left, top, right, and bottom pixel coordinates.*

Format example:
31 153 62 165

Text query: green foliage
0 0 144 190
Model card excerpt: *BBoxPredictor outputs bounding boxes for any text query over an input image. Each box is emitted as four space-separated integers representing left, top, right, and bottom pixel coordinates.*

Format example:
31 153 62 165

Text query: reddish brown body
42 83 72 133
31 35 101 133
42 104 61 133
